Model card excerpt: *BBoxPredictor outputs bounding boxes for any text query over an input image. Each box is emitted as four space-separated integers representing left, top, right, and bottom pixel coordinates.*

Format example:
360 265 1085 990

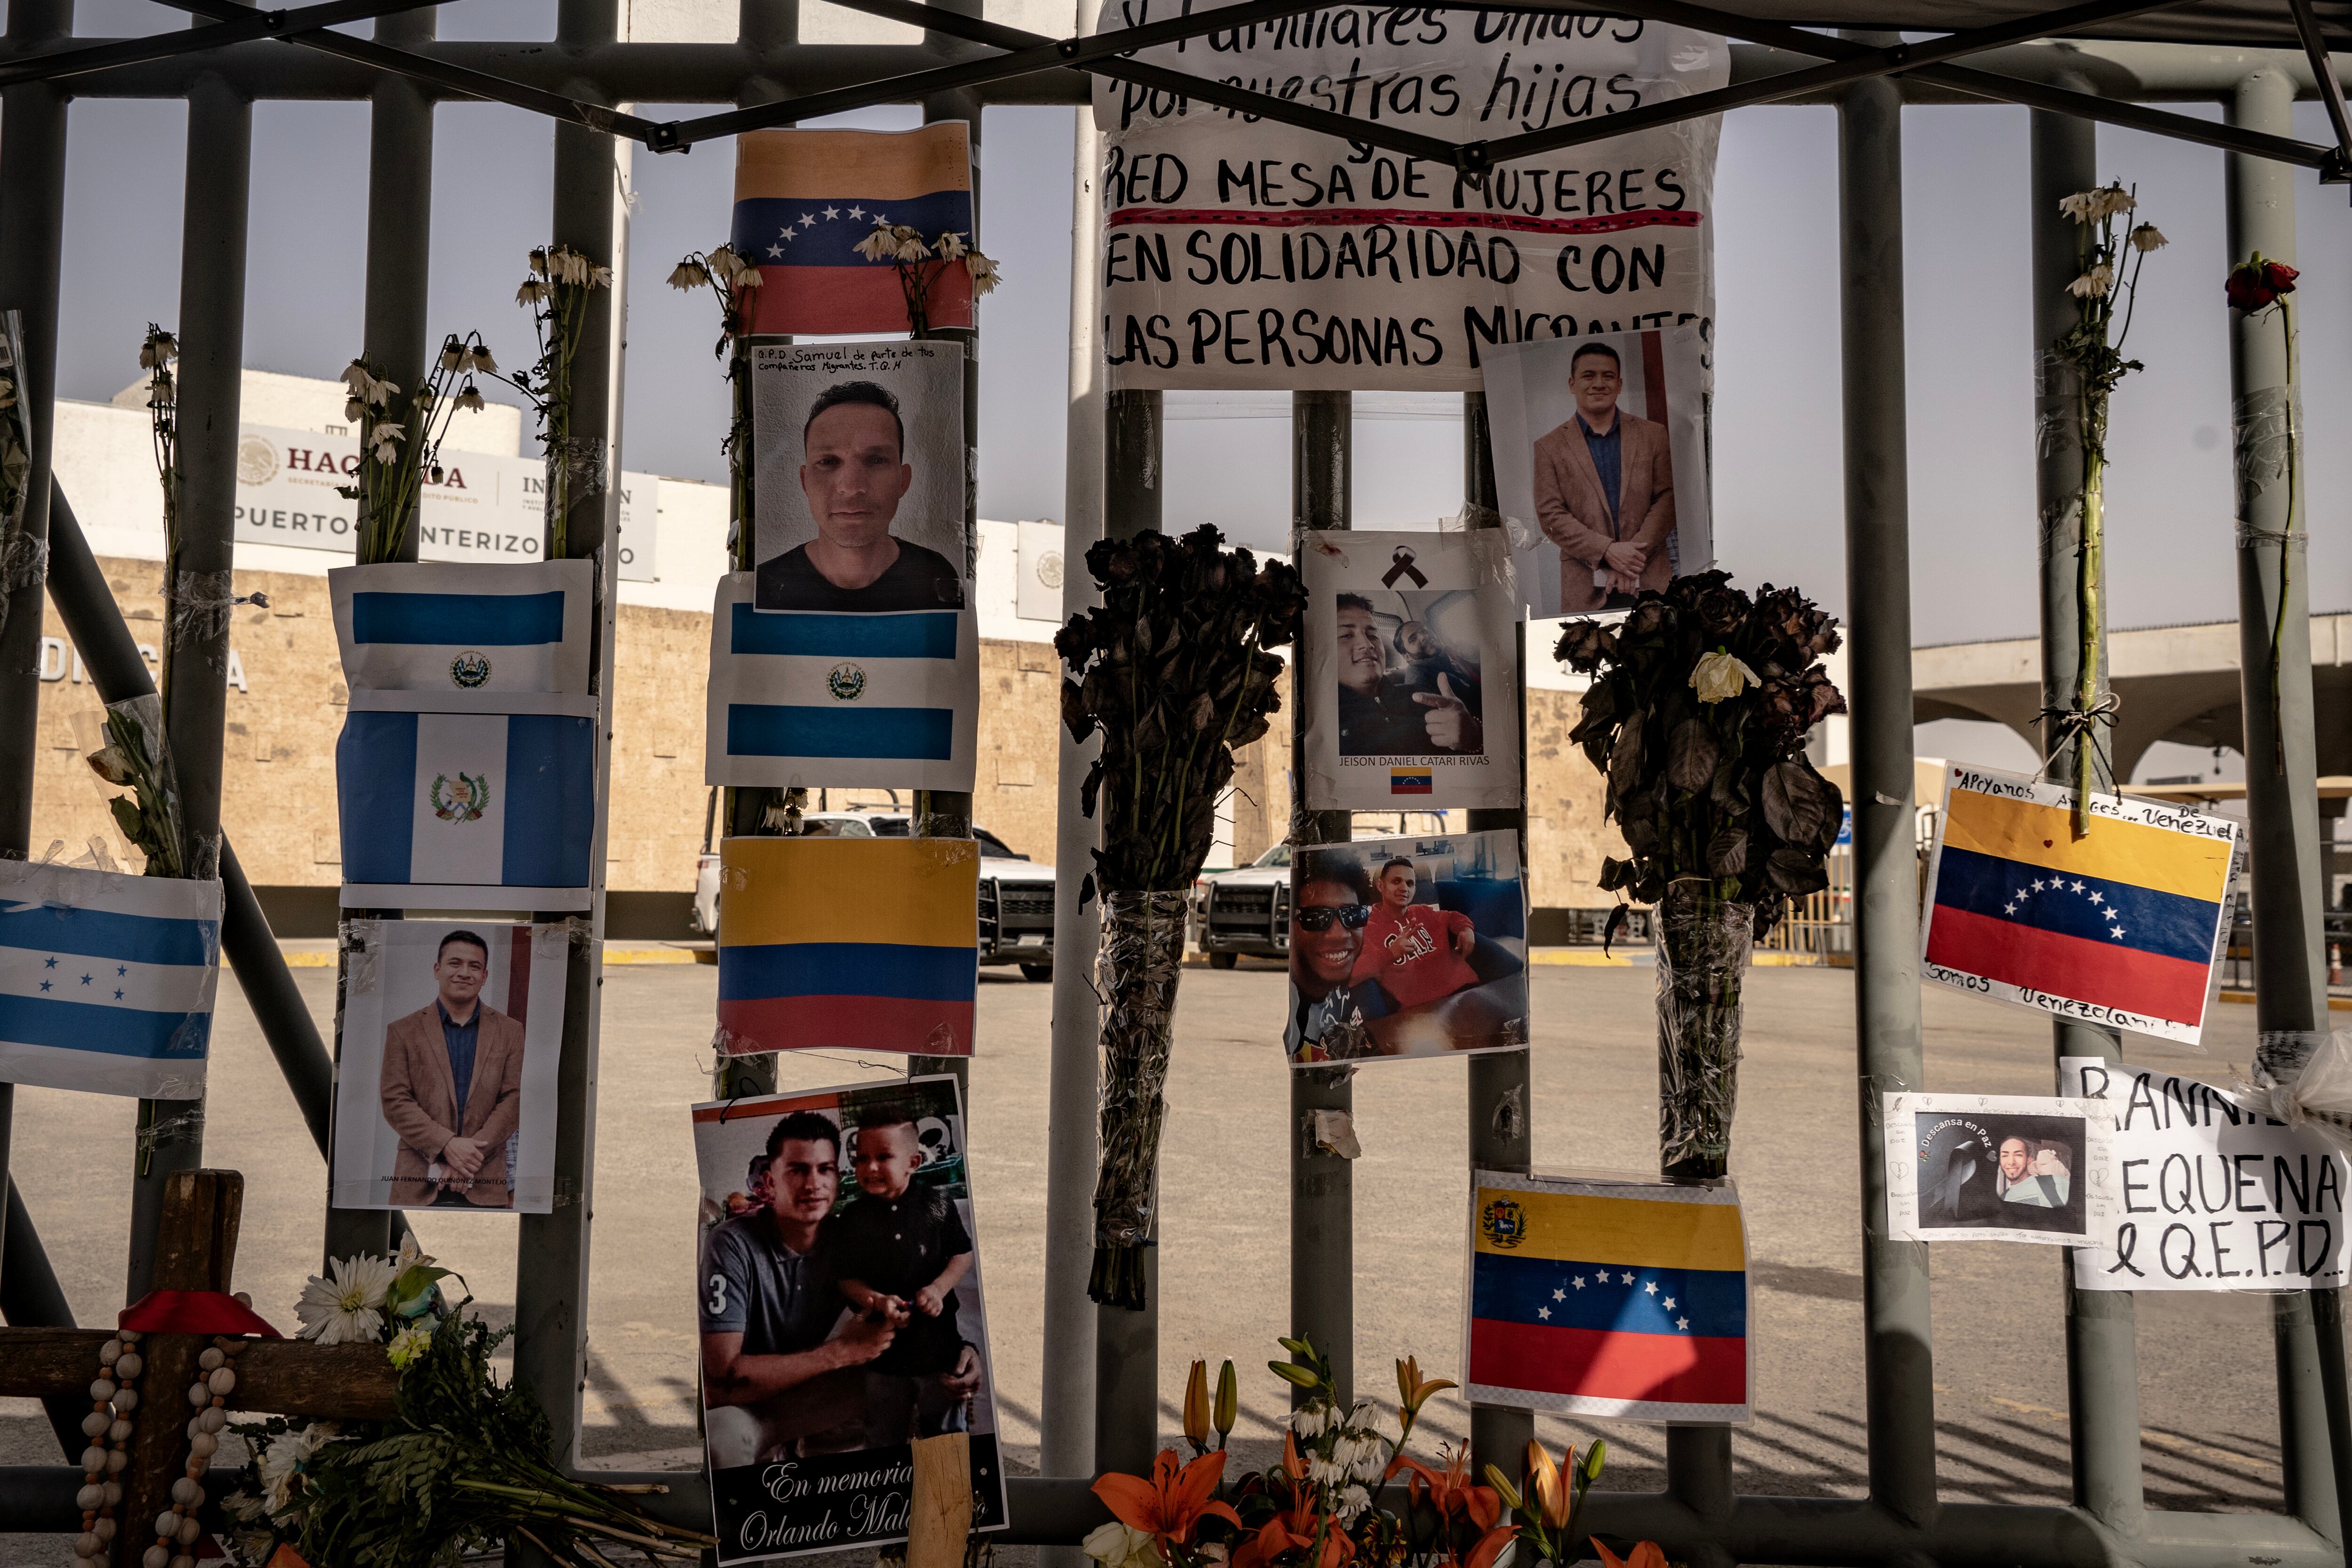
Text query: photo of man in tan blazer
379 929 526 1208
1532 341 1677 614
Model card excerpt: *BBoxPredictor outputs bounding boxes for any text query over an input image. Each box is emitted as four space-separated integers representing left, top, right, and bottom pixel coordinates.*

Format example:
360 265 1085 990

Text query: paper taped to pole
704 573 978 791
1482 326 1714 617
331 559 595 710
732 124 977 337
1093 0 1726 390
716 836 980 1057
1883 1091 2117 1246
1919 764 2239 1044
2062 1056 2352 1291
0 859 222 1100
332 920 570 1213
1465 1170 1750 1423
1298 529 1521 810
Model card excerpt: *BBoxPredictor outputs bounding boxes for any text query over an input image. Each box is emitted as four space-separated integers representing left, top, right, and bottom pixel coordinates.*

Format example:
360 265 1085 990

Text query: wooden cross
0 1170 397 1568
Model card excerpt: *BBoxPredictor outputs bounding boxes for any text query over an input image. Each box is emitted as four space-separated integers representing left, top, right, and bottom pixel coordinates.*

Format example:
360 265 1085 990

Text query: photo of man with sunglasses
1284 835 1530 1066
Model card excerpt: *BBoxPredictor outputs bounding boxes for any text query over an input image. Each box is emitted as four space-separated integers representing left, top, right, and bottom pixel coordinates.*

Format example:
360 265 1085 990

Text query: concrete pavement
0 956 2295 1562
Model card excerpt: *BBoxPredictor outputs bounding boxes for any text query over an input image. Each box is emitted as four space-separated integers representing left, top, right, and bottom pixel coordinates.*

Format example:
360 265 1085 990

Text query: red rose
2226 255 2299 312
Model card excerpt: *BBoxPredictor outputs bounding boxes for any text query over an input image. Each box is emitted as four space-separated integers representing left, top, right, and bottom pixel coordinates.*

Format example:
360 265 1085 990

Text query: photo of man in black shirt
755 380 965 613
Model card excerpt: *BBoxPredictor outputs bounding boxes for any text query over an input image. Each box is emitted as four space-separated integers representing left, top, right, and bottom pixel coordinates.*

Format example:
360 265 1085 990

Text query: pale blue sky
44 0 2352 708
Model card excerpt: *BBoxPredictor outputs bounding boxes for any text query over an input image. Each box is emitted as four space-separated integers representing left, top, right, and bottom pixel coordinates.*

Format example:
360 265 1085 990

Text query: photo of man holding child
691 1077 1006 1563
1286 830 1530 1067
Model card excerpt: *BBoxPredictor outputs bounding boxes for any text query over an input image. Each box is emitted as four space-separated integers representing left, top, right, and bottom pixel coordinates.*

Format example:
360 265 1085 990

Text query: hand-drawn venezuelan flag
717 836 978 1057
1921 765 2238 1044
732 123 977 336
1466 1173 1749 1422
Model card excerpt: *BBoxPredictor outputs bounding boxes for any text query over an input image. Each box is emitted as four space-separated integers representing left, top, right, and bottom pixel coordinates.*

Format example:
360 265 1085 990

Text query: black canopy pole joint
2281 0 2352 181
0 0 442 89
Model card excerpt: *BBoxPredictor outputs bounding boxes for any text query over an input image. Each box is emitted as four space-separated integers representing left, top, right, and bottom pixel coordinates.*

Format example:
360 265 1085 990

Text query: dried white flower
339 361 374 398
2059 185 2135 224
668 259 711 291
2129 223 2168 253
457 384 486 413
854 226 897 263
1690 648 1759 704
2067 262 2116 298
439 340 464 373
935 231 968 260
966 252 1001 296
465 346 498 375
343 398 366 423
516 278 548 306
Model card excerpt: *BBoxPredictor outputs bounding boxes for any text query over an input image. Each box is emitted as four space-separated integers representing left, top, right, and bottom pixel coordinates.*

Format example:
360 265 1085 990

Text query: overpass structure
1915 610 2352 785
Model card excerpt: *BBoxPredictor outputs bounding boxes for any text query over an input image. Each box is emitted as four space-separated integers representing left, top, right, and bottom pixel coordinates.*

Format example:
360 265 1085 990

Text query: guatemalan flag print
338 712 597 911
703 572 978 792
0 860 222 1100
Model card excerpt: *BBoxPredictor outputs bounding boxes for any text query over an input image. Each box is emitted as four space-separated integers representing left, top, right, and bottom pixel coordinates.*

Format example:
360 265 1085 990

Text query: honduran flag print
1467 1171 1751 1423
732 123 977 336
716 836 979 1057
337 711 597 910
1921 764 2239 1045
0 860 222 1101
331 560 594 712
703 572 978 792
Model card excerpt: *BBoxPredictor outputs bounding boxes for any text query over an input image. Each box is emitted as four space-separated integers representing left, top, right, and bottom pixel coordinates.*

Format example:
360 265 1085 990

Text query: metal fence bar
1290 389 1354 1409
127 66 253 1307
0 0 72 1341
1836 49 1941 1533
1041 57 1106 1560
1093 385 1161 1480
1460 392 1533 1481
511 0 629 1484
323 0 439 1271
2026 89 2151 1537
2228 62 2352 1551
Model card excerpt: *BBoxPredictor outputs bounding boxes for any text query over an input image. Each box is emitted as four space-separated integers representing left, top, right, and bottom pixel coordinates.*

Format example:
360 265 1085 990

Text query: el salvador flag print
0 860 222 1100
338 711 597 910
703 572 977 791
331 560 592 712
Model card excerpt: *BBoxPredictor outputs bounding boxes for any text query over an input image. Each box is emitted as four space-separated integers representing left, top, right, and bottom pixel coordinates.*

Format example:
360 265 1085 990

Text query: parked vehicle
691 804 1055 980
1189 812 1460 969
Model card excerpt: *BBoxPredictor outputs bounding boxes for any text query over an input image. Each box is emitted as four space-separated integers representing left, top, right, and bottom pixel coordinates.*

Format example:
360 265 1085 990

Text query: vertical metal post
0 0 73 1310
1041 80 1105 1525
1093 385 1160 1479
910 18 981 1090
2028 97 2146 1535
129 70 252 1302
1462 391 1531 1476
2227 65 2350 1548
513 0 627 1475
325 0 440 1270
1290 390 1353 1409
1837 58 1938 1529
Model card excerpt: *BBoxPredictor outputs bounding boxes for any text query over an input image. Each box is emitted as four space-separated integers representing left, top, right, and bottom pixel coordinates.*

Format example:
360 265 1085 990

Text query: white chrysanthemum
1082 1522 1161 1568
667 259 711 291
516 278 548 306
2129 223 2168 253
935 231 968 259
295 1255 397 1345
967 253 1001 296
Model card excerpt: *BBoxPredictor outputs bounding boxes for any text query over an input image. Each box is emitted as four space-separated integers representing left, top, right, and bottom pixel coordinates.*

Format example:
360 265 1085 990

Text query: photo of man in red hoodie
1351 857 1481 1010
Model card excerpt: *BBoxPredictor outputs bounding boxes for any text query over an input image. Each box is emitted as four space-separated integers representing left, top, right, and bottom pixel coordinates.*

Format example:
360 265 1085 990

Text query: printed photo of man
699 1110 898 1461
755 380 965 613
1532 342 1677 614
1997 1137 2072 1208
378 930 525 1208
1334 594 1483 757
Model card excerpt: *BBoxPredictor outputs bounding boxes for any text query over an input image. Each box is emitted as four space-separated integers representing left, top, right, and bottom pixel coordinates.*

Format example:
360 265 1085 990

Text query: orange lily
1184 1361 1213 1449
1395 1356 1458 1418
1231 1481 1352 1568
1523 1441 1573 1530
1387 1448 1500 1532
1093 1449 1244 1554
1594 1544 1667 1568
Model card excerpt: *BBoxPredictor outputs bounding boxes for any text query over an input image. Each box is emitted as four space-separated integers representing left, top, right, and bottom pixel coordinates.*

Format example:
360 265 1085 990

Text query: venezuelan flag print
717 836 978 1057
732 124 977 336
1921 766 2237 1045
1466 1173 1750 1422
